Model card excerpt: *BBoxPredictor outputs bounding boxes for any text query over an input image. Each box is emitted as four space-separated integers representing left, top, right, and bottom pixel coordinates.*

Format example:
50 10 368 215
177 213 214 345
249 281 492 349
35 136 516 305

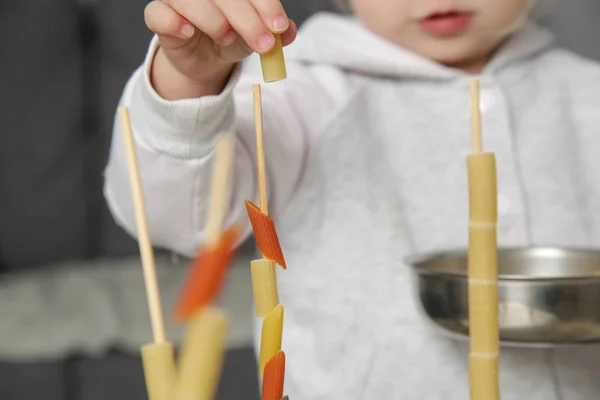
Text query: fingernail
257 33 275 52
221 31 236 46
273 16 289 32
180 24 194 38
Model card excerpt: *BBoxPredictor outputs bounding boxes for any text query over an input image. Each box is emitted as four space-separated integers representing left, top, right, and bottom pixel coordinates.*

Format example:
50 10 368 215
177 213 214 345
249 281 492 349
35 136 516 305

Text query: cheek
477 0 530 29
350 0 412 26
351 2 414 45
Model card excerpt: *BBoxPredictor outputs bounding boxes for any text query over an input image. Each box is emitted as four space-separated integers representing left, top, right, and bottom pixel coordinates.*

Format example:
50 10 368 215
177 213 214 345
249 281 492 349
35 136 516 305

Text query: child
104 0 600 398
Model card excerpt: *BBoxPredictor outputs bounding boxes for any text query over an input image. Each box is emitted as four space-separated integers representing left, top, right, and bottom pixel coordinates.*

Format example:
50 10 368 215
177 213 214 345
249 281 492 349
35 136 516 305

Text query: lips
419 11 473 36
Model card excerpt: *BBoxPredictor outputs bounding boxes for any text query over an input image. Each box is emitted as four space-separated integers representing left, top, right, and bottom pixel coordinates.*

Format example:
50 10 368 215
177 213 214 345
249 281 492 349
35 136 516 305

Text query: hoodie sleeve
103 37 351 257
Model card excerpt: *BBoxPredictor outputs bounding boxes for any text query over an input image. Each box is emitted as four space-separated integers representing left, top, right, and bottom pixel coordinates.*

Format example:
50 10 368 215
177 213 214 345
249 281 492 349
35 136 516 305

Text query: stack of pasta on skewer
466 79 501 400
245 83 288 400
120 107 239 400
166 46 289 400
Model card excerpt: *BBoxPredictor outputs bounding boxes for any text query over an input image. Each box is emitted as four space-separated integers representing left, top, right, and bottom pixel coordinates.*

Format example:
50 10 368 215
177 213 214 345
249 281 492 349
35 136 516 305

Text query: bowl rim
404 245 600 281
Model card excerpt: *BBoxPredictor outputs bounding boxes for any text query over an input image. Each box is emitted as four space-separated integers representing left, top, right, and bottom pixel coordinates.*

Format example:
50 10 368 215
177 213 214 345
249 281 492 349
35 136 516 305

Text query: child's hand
145 0 297 99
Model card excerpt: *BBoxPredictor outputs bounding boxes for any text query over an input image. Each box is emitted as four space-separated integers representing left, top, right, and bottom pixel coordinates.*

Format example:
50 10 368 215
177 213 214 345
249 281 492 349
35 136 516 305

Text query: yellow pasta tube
252 259 280 317
259 304 284 376
260 35 287 82
467 152 500 400
468 154 497 223
470 357 500 399
176 306 229 400
141 342 177 400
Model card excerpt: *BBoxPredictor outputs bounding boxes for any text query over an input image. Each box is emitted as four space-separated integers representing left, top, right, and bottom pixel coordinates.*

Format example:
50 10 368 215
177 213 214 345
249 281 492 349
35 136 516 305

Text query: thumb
144 1 195 49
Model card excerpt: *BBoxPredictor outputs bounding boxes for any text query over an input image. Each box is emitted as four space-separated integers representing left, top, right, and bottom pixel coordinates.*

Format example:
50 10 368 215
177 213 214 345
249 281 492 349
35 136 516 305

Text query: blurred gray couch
0 0 599 399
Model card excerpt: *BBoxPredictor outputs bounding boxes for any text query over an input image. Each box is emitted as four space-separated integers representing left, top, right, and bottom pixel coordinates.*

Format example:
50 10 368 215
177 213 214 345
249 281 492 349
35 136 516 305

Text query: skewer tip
469 78 483 154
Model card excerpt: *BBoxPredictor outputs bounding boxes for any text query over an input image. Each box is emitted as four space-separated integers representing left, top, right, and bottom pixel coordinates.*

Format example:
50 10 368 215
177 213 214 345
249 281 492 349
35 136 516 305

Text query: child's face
350 0 530 72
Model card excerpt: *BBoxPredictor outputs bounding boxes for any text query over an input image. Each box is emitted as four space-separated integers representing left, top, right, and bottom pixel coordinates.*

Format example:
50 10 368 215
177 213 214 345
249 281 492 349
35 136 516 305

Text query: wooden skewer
171 132 239 322
246 83 286 268
204 133 236 248
470 80 483 154
466 79 500 400
249 88 287 396
253 84 269 216
119 107 167 344
251 84 281 315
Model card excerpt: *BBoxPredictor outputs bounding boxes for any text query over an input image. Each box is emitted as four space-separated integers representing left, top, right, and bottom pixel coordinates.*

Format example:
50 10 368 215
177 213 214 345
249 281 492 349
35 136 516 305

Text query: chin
418 40 494 71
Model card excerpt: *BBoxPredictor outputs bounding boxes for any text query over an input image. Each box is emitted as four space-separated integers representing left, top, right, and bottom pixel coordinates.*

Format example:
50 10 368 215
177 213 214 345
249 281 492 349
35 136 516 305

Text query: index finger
249 0 289 33
165 0 232 43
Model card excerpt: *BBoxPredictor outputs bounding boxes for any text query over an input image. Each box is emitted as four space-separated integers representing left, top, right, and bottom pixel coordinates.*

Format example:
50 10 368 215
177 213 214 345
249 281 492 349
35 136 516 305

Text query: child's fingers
248 0 289 33
166 0 234 45
145 1 195 45
213 0 276 53
280 19 297 47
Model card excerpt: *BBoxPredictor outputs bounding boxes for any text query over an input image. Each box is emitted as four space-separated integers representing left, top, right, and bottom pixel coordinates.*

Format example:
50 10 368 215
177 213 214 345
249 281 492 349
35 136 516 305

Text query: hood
285 12 556 80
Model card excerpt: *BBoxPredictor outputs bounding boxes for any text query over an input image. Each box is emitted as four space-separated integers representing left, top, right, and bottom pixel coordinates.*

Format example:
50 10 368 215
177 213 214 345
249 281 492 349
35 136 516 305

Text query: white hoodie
105 12 600 399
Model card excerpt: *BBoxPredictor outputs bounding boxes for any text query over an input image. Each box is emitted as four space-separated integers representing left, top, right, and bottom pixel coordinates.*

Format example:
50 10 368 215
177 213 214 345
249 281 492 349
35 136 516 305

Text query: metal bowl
405 247 600 347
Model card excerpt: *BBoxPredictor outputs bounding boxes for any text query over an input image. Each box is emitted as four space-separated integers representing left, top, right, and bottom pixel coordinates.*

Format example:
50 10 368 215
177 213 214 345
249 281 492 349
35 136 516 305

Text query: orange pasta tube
261 351 286 400
173 225 241 322
245 200 286 269
259 304 284 376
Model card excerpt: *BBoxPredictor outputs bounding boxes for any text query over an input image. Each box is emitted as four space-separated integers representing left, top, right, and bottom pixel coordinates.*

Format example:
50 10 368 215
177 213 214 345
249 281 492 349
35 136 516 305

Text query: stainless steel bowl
405 247 600 347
